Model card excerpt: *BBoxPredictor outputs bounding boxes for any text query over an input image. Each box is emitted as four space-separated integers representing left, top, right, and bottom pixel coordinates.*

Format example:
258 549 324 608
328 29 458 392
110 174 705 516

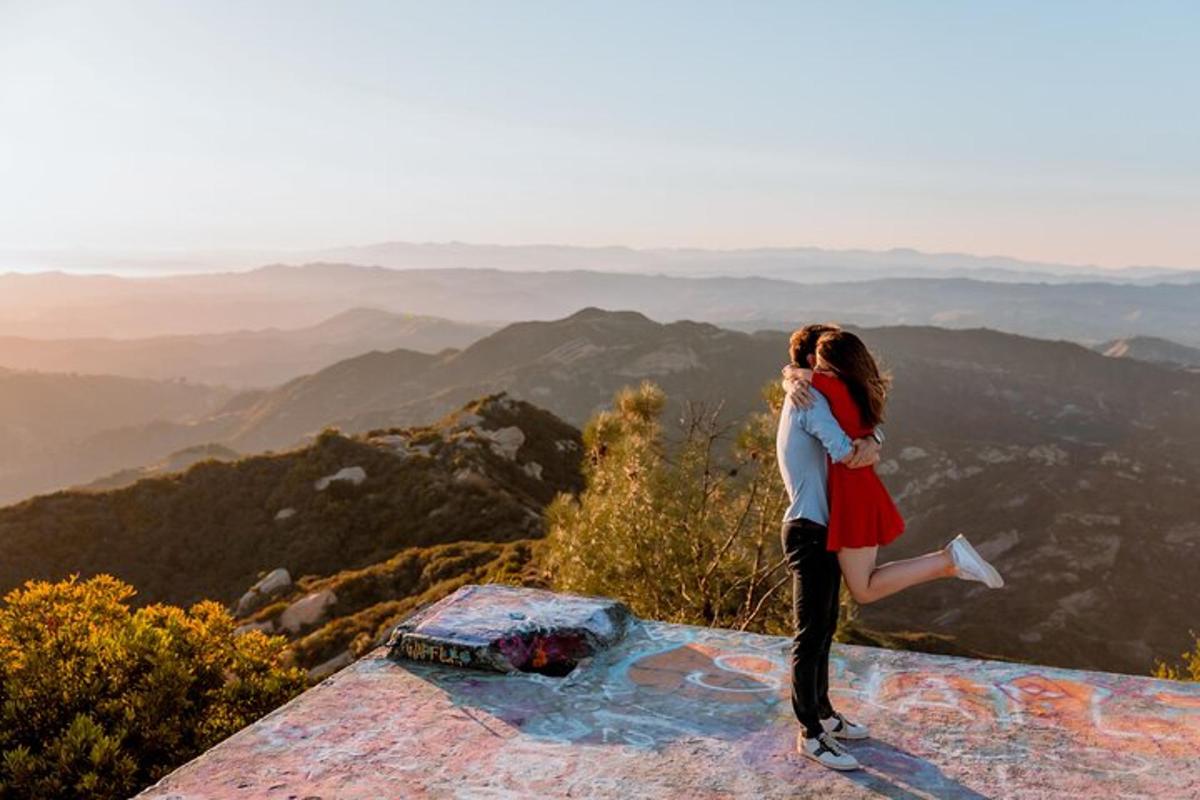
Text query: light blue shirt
776 389 853 526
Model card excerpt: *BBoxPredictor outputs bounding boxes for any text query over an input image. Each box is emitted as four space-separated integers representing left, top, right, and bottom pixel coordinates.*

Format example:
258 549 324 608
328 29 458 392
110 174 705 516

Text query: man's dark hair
788 323 841 366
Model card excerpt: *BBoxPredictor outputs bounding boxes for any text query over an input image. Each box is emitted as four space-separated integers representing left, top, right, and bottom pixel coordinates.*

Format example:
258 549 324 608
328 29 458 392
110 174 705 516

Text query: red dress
811 371 905 551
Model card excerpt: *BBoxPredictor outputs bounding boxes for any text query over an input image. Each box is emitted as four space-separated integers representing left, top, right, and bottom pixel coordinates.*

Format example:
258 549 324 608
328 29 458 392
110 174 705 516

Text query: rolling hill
2 310 1198 677
3 264 1199 345
1095 335 1200 370
227 313 1200 674
0 308 493 387
0 309 492 502
0 395 583 676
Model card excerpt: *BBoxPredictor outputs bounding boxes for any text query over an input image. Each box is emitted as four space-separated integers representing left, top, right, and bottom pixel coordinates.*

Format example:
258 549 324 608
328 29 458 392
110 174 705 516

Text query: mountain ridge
7 240 1195 283
1096 335 1200 370
2 310 1196 676
0 394 582 610
0 308 492 386
3 265 1199 344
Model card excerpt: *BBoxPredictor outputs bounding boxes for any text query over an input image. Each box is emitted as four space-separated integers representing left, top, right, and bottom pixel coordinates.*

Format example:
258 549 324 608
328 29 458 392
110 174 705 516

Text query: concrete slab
138 619 1200 799
388 584 633 675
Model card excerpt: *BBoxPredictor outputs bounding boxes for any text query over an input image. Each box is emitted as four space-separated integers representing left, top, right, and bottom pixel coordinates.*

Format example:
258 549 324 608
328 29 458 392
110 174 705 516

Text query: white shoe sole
951 535 1004 588
827 727 869 741
800 749 861 771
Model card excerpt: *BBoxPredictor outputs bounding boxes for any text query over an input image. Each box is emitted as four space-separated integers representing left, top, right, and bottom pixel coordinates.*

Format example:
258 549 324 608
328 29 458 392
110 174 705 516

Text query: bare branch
739 572 792 630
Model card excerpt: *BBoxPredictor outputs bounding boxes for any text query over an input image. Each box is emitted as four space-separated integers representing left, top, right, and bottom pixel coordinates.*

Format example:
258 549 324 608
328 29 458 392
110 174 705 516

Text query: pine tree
546 381 794 633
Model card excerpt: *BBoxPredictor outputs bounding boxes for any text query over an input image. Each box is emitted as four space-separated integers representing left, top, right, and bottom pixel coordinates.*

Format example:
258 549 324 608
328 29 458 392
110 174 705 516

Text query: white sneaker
948 534 1004 588
798 731 861 771
821 711 869 740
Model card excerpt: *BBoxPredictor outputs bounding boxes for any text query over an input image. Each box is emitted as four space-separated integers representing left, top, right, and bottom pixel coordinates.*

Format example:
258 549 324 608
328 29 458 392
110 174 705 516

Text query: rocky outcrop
234 619 275 636
315 466 367 491
234 568 293 617
453 467 490 489
485 426 525 460
614 344 702 376
367 433 435 459
1027 443 1069 466
280 589 338 633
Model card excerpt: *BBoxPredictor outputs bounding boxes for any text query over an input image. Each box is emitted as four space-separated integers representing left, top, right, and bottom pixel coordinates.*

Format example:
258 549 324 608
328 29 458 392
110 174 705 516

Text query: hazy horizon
0 238 1194 279
3 1 1198 271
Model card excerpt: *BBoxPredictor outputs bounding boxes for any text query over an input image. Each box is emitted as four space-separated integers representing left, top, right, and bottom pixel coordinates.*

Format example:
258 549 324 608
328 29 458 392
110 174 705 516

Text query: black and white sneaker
821 711 869 740
797 730 861 771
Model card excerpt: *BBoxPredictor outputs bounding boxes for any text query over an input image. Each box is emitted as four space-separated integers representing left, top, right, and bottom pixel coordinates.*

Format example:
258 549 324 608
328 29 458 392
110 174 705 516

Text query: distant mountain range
0 308 493 387
305 241 1200 285
3 263 1199 345
0 309 492 502
4 241 1196 284
2 309 1196 675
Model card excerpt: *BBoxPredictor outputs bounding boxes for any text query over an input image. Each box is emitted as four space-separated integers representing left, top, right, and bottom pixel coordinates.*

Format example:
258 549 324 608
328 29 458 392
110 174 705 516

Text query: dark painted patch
387 584 632 676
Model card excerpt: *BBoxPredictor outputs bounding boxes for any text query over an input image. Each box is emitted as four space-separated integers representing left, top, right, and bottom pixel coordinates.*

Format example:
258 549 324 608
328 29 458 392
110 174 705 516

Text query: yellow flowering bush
0 575 306 799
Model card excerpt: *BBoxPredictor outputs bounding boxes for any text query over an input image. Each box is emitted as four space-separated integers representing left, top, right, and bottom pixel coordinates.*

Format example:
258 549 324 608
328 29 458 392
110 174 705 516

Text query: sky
1 0 1197 270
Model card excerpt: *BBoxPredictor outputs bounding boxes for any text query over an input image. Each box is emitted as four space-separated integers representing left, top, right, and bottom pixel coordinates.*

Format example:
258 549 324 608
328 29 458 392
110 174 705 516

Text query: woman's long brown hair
815 330 892 428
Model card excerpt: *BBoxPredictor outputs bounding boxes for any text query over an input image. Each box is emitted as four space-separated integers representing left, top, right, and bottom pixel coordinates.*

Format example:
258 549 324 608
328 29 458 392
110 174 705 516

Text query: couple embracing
775 324 1004 771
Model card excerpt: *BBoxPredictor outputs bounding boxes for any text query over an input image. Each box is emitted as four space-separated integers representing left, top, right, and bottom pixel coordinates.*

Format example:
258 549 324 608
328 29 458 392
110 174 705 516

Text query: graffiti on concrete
388 583 633 675
412 620 1200 796
139 600 1200 800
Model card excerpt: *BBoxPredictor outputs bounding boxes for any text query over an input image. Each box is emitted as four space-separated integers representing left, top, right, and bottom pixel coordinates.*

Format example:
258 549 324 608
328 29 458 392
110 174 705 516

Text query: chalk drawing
138 601 1200 800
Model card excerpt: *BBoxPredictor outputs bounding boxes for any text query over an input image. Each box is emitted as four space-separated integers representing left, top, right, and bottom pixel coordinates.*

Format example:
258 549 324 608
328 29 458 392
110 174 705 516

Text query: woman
788 329 1004 603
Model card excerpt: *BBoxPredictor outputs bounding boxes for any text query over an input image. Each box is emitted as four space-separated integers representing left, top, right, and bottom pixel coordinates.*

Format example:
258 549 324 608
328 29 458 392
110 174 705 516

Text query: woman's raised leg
837 545 956 605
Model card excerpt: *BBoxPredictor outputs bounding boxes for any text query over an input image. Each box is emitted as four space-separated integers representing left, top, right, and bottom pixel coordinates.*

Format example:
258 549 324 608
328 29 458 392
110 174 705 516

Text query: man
776 323 881 772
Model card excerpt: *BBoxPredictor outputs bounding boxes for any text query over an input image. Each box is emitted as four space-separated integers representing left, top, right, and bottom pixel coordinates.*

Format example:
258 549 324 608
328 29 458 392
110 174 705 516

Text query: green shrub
0 575 307 800
546 381 791 633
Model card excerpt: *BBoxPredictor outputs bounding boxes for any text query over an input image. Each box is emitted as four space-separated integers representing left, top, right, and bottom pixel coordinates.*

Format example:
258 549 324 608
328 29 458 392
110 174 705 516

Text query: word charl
400 638 473 667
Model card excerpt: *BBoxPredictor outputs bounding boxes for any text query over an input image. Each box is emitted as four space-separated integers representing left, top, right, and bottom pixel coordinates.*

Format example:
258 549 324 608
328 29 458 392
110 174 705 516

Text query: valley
1 309 1197 677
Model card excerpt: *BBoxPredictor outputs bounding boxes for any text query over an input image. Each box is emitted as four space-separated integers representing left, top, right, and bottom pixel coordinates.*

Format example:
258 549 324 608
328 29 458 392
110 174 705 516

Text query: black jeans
782 517 841 738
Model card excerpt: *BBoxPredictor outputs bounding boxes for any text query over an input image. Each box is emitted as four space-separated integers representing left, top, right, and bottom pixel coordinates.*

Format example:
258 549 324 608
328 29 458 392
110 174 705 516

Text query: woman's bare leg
838 545 956 605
